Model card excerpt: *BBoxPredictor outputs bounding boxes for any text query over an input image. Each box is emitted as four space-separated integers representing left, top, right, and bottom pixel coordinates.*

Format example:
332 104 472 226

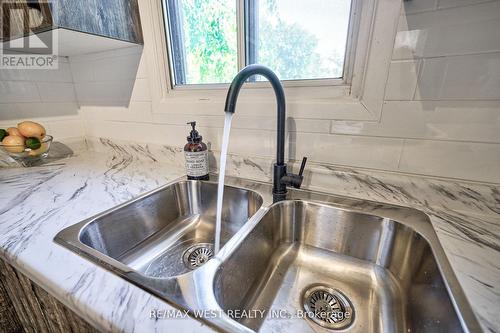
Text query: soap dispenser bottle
184 121 209 180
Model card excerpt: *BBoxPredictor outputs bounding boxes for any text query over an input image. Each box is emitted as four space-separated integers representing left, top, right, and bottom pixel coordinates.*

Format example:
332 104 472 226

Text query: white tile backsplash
151 113 332 133
394 1 500 59
331 101 500 143
385 60 420 100
75 0 500 184
92 55 142 82
69 46 144 106
37 82 76 102
75 82 135 104
0 69 29 81
84 121 188 147
82 102 153 122
439 53 500 99
45 119 86 139
68 61 95 83
0 81 40 103
403 0 438 14
438 0 499 9
415 57 448 100
26 62 73 83
15 102 80 119
416 53 500 100
0 57 82 141
292 133 404 170
399 139 500 183
422 17 500 58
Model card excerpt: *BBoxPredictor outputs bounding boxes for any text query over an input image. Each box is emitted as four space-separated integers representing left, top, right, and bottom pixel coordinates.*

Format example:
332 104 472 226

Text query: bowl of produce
0 121 53 163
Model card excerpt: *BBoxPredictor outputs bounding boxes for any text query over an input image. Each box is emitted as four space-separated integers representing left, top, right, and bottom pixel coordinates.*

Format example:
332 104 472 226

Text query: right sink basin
214 200 468 333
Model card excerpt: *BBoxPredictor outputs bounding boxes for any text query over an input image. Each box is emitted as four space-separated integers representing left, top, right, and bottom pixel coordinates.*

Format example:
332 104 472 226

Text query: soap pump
184 121 209 180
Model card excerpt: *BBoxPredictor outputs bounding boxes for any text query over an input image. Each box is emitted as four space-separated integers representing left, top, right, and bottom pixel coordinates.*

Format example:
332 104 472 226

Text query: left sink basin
56 179 264 278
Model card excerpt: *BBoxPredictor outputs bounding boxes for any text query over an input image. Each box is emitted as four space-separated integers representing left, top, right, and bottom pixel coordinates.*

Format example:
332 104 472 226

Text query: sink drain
302 285 354 330
182 243 214 270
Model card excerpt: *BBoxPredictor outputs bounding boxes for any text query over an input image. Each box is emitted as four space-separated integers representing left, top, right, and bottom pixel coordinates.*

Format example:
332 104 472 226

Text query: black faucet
224 64 307 202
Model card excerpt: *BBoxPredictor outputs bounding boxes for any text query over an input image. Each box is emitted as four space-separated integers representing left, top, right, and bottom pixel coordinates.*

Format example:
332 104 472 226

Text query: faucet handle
281 157 308 189
299 157 307 177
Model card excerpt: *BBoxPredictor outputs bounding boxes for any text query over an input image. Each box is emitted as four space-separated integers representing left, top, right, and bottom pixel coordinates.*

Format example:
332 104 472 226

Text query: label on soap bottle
185 151 209 177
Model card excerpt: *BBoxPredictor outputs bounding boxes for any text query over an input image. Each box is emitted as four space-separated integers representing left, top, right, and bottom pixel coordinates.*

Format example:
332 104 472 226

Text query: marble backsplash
85 136 500 219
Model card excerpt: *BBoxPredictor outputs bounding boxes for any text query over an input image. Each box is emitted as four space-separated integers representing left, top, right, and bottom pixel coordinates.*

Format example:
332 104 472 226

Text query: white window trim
169 0 357 90
141 0 402 122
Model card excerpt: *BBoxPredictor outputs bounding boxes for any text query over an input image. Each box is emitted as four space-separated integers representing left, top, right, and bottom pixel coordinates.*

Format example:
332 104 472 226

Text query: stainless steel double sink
55 175 481 333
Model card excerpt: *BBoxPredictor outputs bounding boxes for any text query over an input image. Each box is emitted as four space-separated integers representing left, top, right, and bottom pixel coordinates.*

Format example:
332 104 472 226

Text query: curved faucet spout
224 64 286 166
224 65 307 202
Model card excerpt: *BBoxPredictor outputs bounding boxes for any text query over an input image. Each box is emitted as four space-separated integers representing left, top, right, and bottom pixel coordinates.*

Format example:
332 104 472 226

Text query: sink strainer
182 243 214 269
302 285 354 330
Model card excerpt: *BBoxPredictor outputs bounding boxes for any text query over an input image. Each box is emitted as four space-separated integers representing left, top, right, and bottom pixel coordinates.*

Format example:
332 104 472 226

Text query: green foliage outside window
181 0 238 84
178 0 343 84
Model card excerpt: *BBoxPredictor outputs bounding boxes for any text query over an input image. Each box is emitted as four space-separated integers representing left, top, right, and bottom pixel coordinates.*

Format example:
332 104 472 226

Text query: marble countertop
0 138 498 333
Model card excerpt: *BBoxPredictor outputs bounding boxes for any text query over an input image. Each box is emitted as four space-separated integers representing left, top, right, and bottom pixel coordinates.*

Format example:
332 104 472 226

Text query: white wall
1 0 499 184
0 42 141 140
0 57 85 140
330 0 500 182
78 0 500 184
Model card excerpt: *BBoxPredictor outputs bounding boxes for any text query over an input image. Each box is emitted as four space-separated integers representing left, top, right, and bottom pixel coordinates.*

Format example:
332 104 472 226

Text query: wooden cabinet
0 258 99 333
1 0 142 56
1 0 142 44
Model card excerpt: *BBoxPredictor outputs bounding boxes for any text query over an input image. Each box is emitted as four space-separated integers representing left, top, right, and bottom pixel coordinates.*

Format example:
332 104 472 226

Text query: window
164 0 353 86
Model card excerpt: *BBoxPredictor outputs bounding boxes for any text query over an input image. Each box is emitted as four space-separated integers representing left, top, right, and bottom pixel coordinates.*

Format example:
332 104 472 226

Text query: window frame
162 0 362 90
144 0 402 122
